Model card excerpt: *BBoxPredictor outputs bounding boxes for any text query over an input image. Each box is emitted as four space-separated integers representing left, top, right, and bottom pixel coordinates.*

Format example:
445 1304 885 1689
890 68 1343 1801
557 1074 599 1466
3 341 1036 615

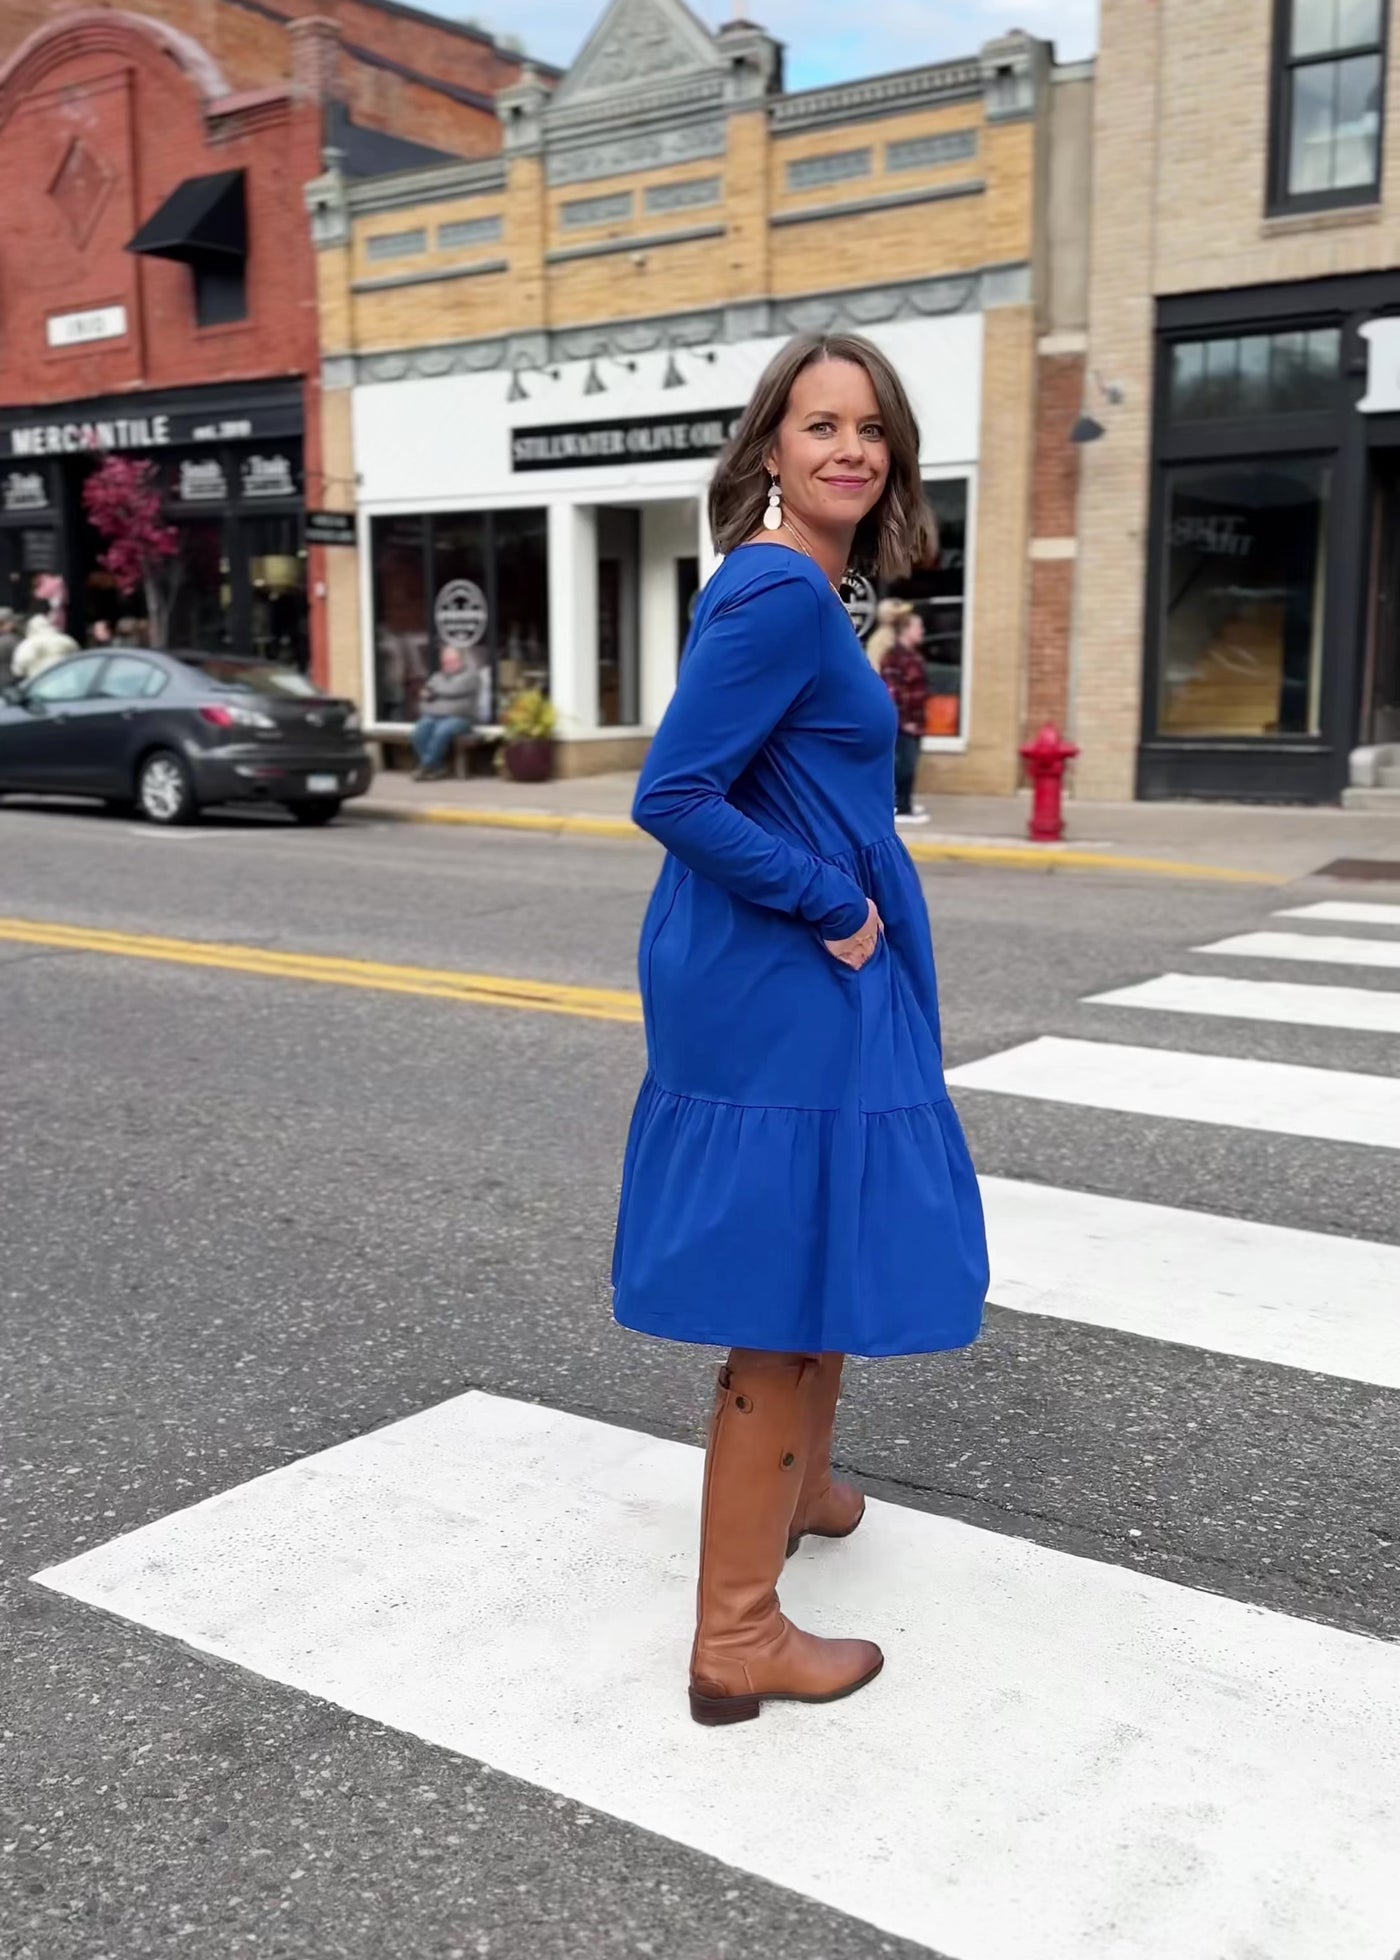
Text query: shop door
1367 455 1400 744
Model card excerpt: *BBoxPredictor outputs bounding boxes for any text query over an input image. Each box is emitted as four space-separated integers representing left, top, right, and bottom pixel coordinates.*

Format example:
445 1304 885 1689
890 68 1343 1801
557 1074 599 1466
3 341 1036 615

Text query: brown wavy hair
708 333 937 579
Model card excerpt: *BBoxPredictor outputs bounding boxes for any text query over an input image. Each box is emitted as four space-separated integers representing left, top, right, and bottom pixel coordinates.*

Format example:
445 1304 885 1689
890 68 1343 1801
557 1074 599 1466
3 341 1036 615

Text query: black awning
127 170 246 265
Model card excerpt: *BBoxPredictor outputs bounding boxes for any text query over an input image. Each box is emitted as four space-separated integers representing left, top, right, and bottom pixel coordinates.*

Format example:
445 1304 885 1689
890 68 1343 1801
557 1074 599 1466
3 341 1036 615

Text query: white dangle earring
762 474 783 531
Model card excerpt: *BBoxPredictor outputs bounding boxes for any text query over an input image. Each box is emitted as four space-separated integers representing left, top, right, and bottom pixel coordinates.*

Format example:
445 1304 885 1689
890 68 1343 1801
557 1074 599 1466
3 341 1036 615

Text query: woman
862 595 910 674
613 332 989 1727
881 607 930 826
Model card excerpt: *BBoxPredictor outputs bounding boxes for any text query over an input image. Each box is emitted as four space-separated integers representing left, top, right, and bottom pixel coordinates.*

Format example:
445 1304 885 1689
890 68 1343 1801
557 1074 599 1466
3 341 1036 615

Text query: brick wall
0 2 512 158
1025 347 1084 734
0 14 322 408
1074 0 1400 799
1071 0 1161 799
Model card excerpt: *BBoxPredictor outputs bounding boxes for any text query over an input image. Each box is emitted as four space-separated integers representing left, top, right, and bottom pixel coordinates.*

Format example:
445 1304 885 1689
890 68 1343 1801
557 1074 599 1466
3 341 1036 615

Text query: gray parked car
0 649 373 826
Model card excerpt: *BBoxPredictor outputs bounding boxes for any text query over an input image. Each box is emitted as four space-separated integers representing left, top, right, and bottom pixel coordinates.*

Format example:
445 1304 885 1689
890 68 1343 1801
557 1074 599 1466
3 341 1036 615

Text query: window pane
1236 336 1273 413
1170 341 1207 416
244 516 308 670
879 479 968 738
371 516 427 722
1202 337 1240 414
99 655 167 699
1290 0 1378 53
167 521 231 653
1157 461 1329 739
1332 53 1383 186
431 514 492 723
1338 0 1382 47
1289 60 1340 193
29 655 103 701
492 509 550 709
1292 0 1338 55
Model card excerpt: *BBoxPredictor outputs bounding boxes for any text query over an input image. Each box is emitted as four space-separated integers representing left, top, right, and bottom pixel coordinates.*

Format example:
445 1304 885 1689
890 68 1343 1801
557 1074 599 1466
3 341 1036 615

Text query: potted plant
499 687 557 783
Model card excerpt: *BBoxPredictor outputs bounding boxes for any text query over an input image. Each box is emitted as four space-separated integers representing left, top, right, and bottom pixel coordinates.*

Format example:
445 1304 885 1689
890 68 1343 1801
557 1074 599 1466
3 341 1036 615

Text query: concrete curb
349 799 1287 886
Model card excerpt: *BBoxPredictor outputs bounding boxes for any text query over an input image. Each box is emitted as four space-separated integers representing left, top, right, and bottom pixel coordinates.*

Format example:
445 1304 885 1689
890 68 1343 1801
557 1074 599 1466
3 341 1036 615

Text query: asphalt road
2 799 1397 1960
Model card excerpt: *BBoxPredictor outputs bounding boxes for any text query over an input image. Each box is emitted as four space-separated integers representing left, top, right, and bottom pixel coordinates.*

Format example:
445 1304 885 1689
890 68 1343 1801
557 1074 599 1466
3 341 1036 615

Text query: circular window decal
841 572 877 640
434 578 489 650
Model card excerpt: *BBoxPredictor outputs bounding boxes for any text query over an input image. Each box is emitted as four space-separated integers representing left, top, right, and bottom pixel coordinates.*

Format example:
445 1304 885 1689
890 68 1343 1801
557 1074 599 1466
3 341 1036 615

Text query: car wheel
137 750 198 826
286 798 342 827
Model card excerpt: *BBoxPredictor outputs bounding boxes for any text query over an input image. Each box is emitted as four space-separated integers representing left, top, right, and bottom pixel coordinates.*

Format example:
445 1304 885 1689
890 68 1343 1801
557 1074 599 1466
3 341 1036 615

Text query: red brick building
0 3 541 671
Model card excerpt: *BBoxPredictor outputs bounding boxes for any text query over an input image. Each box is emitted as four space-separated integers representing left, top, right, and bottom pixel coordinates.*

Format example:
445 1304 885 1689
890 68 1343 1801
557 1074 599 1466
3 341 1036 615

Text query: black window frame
1269 0 1388 216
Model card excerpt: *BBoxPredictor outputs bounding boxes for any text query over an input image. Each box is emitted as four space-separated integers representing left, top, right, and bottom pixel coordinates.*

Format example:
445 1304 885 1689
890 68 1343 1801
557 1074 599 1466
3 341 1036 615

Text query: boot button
781 1452 795 1467
735 1395 752 1412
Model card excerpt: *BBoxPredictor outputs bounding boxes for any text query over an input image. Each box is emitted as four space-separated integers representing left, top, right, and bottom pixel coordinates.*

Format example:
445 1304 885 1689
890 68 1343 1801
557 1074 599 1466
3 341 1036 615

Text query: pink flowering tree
81 456 181 647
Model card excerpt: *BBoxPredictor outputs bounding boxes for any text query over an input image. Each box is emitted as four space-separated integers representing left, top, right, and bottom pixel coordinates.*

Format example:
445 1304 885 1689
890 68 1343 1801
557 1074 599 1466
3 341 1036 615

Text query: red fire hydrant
1019 723 1079 843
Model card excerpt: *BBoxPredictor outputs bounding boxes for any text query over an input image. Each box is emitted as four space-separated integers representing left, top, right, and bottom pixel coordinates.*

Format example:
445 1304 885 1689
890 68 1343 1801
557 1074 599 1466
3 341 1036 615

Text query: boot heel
689 1686 761 1726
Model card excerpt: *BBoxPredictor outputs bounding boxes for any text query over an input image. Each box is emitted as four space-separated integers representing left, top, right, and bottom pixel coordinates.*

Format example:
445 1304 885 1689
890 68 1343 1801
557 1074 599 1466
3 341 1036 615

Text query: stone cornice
771 61 983 134
348 270 1015 385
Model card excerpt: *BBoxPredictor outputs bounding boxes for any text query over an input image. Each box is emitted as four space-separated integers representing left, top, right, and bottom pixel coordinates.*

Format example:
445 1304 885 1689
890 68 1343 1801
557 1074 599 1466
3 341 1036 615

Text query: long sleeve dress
611 543 989 1358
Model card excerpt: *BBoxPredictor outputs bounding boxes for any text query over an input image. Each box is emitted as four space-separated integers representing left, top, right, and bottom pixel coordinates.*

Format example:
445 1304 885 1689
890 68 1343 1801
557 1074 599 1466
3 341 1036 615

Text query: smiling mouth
820 476 871 489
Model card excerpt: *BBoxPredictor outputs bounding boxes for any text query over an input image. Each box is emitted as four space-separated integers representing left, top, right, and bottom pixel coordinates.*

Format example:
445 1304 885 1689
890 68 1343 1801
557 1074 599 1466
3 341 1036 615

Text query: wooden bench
368 725 504 780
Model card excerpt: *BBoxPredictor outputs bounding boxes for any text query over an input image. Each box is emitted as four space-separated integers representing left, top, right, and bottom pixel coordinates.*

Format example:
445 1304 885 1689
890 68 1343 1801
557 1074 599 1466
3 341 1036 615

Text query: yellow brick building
1076 0 1400 804
309 0 1090 786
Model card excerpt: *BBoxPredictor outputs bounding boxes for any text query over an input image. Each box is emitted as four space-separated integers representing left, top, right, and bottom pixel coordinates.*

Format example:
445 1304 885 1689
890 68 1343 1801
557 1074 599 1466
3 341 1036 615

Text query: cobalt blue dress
612 543 989 1358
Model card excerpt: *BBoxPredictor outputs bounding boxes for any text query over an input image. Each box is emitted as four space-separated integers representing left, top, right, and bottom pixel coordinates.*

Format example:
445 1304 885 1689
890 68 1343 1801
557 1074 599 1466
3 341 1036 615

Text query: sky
433 2 1099 87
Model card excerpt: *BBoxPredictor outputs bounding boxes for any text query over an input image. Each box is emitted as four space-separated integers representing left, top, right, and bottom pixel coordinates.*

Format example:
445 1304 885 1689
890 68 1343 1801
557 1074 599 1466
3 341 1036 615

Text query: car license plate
306 774 339 795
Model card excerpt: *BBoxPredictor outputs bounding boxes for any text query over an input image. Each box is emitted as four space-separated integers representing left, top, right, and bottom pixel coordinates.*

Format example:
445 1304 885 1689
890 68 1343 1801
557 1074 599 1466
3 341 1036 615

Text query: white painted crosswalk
1086 969 1400 1033
982 1176 1400 1386
1198 928 1400 970
947 1035 1400 1149
33 1391 1400 1960
1275 899 1400 926
26 881 1400 1960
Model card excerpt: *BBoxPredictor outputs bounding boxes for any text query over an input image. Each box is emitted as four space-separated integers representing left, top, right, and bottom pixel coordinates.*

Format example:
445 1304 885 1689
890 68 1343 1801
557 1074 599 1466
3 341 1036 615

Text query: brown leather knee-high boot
787 1353 866 1558
688 1350 883 1726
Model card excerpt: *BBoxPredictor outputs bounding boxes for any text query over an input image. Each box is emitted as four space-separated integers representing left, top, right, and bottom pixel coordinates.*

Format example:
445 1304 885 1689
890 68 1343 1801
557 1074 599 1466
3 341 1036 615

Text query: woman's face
765 357 889 537
900 613 925 649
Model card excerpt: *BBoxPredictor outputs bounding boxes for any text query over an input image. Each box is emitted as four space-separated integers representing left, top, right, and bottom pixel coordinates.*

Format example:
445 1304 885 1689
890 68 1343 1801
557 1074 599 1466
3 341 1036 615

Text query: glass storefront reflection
1157 460 1330 738
371 510 549 724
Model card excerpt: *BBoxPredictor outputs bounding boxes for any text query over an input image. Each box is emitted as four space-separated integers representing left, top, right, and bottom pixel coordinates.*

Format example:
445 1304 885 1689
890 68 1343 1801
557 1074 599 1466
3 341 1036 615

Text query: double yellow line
0 917 643 1026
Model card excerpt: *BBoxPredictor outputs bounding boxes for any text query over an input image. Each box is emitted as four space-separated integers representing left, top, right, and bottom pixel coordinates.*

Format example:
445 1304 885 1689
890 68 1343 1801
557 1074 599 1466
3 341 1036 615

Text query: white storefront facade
352 312 983 759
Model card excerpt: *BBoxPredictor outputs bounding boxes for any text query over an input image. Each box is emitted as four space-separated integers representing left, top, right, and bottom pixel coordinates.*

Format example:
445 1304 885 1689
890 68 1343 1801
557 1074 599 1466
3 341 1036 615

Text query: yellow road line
375 806 1284 885
0 918 643 1025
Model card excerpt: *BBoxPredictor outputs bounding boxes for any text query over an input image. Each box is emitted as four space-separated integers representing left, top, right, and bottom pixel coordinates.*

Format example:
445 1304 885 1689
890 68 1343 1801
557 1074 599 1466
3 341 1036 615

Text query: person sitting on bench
411 645 477 781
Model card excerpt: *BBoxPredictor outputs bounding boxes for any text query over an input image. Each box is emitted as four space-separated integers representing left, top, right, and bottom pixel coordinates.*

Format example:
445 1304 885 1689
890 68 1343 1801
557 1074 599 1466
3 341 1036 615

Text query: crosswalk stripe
1085 970 1400 1034
1197 929 1400 971
1275 900 1400 927
983 1176 1400 1387
947 1036 1400 1149
31 1390 1400 1960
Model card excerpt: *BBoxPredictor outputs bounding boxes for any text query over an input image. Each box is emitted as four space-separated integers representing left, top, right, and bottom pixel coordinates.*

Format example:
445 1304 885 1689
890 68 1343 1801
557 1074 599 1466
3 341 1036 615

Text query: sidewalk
351 768 1400 885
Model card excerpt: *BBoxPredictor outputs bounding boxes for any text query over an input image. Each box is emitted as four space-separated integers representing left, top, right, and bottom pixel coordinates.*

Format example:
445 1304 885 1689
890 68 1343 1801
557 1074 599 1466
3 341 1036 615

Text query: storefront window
881 477 968 739
370 510 549 725
167 520 232 651
372 516 429 721
432 513 493 723
1169 330 1340 419
1157 460 1330 738
245 515 308 667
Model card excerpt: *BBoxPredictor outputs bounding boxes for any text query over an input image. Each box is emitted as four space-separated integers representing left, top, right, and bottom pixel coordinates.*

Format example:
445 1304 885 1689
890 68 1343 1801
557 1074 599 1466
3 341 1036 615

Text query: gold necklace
778 516 844 598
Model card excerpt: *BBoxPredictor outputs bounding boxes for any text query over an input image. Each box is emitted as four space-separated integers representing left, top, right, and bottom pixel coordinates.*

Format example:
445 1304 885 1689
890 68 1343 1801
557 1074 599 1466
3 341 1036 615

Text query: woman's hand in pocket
824 900 883 971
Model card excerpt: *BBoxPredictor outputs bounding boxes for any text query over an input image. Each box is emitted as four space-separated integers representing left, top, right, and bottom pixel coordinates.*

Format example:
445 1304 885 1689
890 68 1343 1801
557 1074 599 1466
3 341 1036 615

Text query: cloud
432 0 1098 81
